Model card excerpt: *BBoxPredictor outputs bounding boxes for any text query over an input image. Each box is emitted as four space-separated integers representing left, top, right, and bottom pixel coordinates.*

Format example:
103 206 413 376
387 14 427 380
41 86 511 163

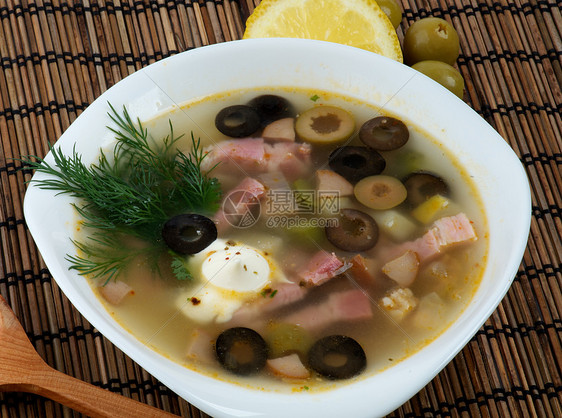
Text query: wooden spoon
0 295 178 417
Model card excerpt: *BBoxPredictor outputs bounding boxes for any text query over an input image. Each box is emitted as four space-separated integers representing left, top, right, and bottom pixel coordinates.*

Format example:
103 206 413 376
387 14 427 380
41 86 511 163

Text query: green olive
412 60 465 99
403 17 460 66
295 106 355 144
354 175 407 210
375 0 402 29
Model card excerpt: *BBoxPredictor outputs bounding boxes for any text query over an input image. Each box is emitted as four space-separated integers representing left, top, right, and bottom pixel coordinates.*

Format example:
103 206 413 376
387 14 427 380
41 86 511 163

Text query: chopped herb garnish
310 94 320 102
260 288 272 298
269 289 278 298
23 104 221 283
169 251 193 281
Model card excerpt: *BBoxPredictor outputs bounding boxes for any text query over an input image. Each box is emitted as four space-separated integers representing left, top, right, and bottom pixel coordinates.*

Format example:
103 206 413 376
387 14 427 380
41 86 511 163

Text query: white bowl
24 39 531 418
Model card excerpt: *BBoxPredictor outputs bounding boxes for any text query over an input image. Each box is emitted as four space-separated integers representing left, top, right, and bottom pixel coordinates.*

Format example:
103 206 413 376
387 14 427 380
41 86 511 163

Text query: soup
82 88 487 391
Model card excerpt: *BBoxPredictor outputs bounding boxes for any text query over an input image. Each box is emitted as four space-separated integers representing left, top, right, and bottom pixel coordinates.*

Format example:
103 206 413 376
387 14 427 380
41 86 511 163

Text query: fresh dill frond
23 104 221 283
66 234 154 285
169 251 193 281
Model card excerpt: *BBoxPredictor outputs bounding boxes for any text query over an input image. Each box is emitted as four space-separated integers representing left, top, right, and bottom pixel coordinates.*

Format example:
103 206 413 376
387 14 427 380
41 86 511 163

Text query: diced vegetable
411 194 452 224
382 250 420 287
315 169 354 196
262 117 296 142
368 209 418 241
250 234 284 254
411 292 446 331
186 329 215 364
267 353 311 379
264 323 313 358
286 223 325 243
99 281 133 305
380 288 418 322
292 178 313 191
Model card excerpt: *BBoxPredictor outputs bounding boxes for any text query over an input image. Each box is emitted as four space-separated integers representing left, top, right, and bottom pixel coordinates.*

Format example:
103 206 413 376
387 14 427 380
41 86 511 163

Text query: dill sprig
23 104 221 283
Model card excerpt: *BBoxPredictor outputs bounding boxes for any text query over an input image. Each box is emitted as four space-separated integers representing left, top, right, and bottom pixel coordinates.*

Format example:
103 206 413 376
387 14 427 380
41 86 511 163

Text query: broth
88 87 487 392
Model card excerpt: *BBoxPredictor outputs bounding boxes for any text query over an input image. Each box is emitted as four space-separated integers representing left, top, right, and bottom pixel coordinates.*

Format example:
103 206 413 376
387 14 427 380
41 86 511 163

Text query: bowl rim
23 38 531 418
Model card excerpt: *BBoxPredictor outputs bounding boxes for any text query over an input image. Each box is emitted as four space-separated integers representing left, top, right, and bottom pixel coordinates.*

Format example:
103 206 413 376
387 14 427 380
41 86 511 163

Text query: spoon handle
18 364 178 418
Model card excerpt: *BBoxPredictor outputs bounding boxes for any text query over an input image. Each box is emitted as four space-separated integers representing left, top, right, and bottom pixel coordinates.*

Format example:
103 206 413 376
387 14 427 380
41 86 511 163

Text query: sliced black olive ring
215 327 269 376
403 171 449 208
308 335 366 380
161 214 217 255
215 105 261 138
248 94 296 127
328 146 386 184
359 116 409 151
325 208 378 252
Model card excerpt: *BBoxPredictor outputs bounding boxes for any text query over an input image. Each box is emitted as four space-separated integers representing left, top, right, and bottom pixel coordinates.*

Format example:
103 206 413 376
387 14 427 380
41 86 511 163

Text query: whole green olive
403 17 460 66
412 60 465 99
375 0 402 29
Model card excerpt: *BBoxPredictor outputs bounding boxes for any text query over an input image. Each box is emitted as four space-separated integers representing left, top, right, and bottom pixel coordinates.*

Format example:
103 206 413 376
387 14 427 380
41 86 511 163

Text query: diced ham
299 251 346 287
185 329 215 364
349 254 377 285
315 169 354 196
265 142 312 181
213 177 266 234
99 280 133 305
201 138 267 175
386 213 477 263
432 212 477 245
382 250 420 287
262 117 296 142
282 289 373 332
262 282 308 311
201 138 311 181
267 353 310 379
229 282 308 326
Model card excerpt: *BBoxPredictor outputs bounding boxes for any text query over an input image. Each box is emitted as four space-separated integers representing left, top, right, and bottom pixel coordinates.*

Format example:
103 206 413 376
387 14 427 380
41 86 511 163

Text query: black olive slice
403 171 449 208
162 214 217 255
308 335 366 380
328 146 386 183
359 116 409 151
325 208 378 252
215 327 269 376
215 105 261 137
248 94 295 127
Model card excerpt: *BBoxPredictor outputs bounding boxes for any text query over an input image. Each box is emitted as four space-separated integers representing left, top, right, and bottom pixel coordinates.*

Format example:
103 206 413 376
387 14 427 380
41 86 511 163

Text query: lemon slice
243 0 403 62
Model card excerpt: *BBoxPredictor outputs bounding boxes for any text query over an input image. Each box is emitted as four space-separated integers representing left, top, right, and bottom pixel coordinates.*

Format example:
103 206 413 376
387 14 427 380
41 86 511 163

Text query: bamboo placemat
0 0 560 417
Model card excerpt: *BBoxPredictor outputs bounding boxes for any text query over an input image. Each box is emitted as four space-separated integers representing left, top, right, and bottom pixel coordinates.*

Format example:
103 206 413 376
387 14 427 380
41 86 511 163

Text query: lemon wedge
243 0 403 62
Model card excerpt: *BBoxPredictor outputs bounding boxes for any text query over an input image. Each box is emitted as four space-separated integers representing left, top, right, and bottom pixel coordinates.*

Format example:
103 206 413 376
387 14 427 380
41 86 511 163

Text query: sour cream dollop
176 239 282 324
201 244 270 292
